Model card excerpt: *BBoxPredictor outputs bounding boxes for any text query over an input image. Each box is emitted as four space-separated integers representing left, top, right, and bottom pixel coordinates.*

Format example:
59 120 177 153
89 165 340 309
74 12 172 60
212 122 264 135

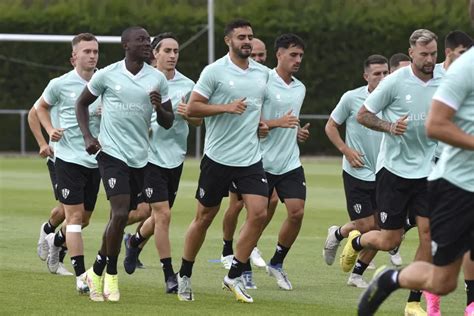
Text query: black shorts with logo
96 151 145 211
266 166 306 203
376 168 429 230
429 179 474 266
342 171 377 221
47 159 59 201
55 158 101 211
143 162 183 208
195 155 268 207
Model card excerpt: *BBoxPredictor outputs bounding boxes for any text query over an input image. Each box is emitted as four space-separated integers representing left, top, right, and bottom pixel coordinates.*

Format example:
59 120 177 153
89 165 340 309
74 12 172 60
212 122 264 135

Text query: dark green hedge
0 0 471 154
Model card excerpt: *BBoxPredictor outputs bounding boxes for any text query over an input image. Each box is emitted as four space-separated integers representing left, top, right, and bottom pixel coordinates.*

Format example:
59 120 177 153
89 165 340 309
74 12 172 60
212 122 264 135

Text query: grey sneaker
177 274 194 301
323 225 341 265
46 233 61 273
347 273 369 288
37 222 49 261
242 271 257 289
266 264 292 290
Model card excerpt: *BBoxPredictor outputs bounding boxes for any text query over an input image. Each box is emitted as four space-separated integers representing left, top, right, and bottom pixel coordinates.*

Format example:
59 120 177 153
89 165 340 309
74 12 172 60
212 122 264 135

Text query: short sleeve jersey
34 97 59 163
260 69 306 175
87 60 169 168
429 48 474 192
193 54 269 167
148 70 194 168
330 86 382 181
42 70 101 168
364 66 442 179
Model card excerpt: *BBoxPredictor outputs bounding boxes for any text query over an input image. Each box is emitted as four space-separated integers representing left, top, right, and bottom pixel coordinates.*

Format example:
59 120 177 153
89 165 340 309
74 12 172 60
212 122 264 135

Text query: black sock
129 231 146 248
243 259 252 272
106 255 118 275
71 255 86 277
466 280 474 305
160 257 175 281
228 258 244 279
59 246 68 263
407 290 422 302
44 221 56 234
378 269 400 292
270 243 290 266
351 236 364 251
222 239 233 256
335 227 344 241
54 229 66 247
93 251 107 276
179 258 194 278
352 259 369 275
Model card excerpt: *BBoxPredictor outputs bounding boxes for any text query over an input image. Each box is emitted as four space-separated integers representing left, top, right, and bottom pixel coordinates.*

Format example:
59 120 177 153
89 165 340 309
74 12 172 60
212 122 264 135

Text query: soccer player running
76 26 173 302
36 33 101 293
340 29 442 316
323 55 389 288
358 39 474 316
176 19 269 303
122 32 202 293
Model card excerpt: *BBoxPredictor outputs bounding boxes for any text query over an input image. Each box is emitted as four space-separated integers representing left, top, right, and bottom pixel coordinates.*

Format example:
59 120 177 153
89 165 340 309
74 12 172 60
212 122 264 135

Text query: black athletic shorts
195 155 268 207
342 171 377 221
55 158 101 211
266 166 306 203
376 168 429 230
96 151 145 211
143 162 183 208
429 179 474 266
47 159 59 201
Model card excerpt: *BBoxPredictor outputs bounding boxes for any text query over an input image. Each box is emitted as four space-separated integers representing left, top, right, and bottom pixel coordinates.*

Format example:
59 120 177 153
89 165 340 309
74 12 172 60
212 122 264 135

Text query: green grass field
0 156 467 315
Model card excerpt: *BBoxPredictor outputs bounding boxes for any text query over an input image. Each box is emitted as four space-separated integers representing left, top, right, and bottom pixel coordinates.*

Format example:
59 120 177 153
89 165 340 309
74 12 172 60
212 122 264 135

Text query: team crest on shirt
108 178 116 189
405 94 412 103
70 92 76 98
145 187 153 198
228 80 235 88
114 85 122 92
61 188 70 199
380 211 388 223
199 187 205 198
353 204 362 214
276 94 281 101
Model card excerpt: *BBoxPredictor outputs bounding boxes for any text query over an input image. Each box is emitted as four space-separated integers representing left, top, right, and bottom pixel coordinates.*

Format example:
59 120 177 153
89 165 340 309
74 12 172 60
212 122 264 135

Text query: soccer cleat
323 225 341 265
104 273 120 302
56 262 74 276
423 291 440 316
221 254 233 270
250 247 266 268
222 275 253 303
76 272 90 294
390 250 403 267
465 302 474 316
242 271 257 290
37 222 50 261
358 267 397 316
86 268 104 302
266 263 293 290
177 274 194 301
367 261 376 270
46 233 61 273
340 230 361 273
347 273 369 288
165 273 178 294
404 302 427 316
123 235 139 275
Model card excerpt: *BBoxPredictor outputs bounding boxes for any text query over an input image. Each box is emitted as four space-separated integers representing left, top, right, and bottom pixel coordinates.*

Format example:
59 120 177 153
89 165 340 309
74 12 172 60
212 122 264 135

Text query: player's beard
232 43 251 59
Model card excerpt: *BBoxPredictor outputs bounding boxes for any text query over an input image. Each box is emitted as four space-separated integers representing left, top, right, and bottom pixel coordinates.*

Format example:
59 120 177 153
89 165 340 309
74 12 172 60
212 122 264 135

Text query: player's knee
379 235 401 251
288 208 304 224
111 210 129 225
81 216 90 228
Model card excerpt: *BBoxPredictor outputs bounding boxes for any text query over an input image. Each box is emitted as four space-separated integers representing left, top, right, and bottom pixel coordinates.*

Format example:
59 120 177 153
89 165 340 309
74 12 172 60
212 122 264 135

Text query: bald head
250 38 267 64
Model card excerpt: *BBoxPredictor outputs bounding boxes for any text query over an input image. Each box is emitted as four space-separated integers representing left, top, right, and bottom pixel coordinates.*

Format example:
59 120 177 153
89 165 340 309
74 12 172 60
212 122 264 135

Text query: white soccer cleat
56 262 73 276
250 247 266 268
323 225 341 265
220 254 233 270
347 273 369 288
266 264 293 291
76 272 90 294
46 233 61 273
367 260 376 270
222 275 253 303
390 251 403 267
177 274 194 301
37 222 49 261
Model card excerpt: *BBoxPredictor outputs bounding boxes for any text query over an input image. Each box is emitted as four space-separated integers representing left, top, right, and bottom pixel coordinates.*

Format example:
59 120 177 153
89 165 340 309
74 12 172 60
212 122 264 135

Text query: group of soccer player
26 9 474 315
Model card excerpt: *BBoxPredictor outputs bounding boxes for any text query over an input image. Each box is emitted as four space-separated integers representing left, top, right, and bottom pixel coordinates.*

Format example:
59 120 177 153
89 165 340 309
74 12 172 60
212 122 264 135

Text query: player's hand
84 136 101 155
39 144 53 158
278 110 299 128
390 114 408 135
177 97 189 119
297 123 310 143
149 91 162 111
342 147 365 168
227 97 247 115
258 121 269 138
49 128 64 142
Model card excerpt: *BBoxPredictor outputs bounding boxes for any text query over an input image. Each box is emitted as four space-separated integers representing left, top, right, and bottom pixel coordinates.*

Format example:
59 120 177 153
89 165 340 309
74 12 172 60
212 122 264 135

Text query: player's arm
176 97 202 127
76 87 101 154
263 109 299 130
36 98 64 142
357 105 407 135
325 117 364 168
27 103 52 158
426 100 474 150
186 92 247 117
297 123 310 143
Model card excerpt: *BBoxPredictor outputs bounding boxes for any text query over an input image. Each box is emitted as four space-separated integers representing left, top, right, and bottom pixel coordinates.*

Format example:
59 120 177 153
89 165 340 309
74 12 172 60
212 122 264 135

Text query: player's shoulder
342 85 366 100
49 70 74 86
174 69 195 86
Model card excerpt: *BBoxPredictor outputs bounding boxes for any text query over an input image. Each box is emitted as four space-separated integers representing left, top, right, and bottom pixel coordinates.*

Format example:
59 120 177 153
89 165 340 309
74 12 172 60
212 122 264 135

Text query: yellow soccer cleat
104 273 120 302
404 301 427 316
222 275 253 303
339 230 361 273
86 268 104 302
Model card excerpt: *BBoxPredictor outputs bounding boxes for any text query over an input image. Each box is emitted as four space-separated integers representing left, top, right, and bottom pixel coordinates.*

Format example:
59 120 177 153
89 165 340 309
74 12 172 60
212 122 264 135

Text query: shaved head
250 37 267 64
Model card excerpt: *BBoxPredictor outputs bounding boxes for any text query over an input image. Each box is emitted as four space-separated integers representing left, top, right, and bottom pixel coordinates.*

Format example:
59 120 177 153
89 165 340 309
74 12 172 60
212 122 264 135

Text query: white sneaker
266 264 293 290
37 222 49 261
222 275 253 303
367 261 376 270
390 251 403 267
46 233 61 273
220 254 233 270
76 272 90 294
250 248 266 268
177 274 194 301
56 262 73 276
347 273 369 288
323 225 341 265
